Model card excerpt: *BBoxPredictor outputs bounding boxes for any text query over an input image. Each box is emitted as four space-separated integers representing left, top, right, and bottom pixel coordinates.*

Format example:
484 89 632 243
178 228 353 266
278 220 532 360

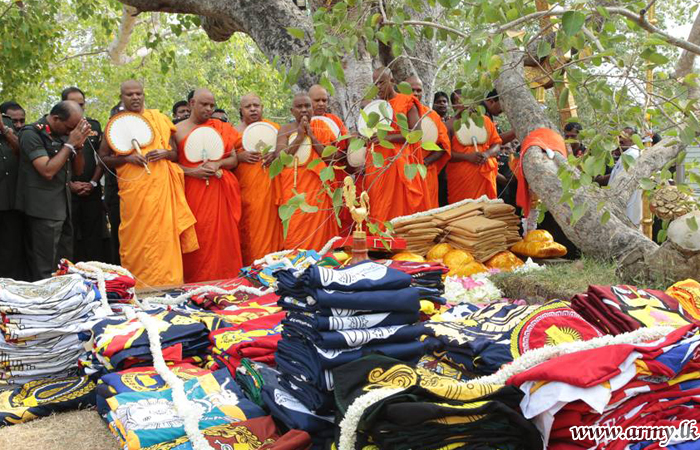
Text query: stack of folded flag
0 275 105 385
423 300 602 378
482 203 522 246
103 368 267 449
384 260 449 293
236 359 336 447
274 261 431 414
334 354 544 450
56 259 136 303
509 324 700 449
84 309 210 374
209 311 285 371
571 285 695 335
390 216 443 254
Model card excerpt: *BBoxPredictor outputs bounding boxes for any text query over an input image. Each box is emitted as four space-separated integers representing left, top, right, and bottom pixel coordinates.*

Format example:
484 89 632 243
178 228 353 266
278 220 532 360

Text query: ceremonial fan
349 100 394 169
311 116 340 140
242 121 278 155
287 132 313 189
420 115 439 144
105 112 155 174
183 126 225 186
456 118 488 153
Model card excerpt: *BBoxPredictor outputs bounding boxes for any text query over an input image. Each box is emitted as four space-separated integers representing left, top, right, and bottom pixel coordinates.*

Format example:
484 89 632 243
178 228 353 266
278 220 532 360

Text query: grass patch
0 408 118 450
492 256 623 303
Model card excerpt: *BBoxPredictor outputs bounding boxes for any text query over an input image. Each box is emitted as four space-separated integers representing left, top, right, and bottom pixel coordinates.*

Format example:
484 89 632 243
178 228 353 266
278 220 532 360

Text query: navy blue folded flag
286 310 420 331
276 261 413 295
282 321 428 349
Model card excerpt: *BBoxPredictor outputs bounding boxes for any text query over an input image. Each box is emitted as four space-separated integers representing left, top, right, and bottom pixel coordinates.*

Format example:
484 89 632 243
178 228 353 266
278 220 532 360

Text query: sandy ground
0 409 120 450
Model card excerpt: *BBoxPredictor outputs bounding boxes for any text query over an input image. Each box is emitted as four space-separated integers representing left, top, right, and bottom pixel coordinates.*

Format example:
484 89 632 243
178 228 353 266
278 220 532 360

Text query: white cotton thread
142 284 273 307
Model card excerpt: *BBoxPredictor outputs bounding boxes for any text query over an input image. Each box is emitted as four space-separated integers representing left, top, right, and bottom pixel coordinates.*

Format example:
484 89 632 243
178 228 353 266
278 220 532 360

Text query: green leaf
322 145 338 158
687 216 699 231
397 81 413 95
280 151 293 166
406 130 423 144
632 133 644 150
364 85 379 101
299 202 318 213
571 202 587 225
349 138 365 153
558 87 570 110
562 11 585 37
639 177 655 190
307 158 322 170
286 27 305 39
320 166 335 182
640 48 669 66
404 163 418 180
372 151 385 168
417 164 427 179
537 40 551 59
367 40 379 56
421 141 441 151
601 210 611 225
269 158 283 179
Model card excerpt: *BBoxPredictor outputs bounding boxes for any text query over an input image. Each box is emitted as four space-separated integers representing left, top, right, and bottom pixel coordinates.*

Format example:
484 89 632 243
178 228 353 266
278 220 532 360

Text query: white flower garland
142 284 274 307
124 307 213 450
337 325 676 448
443 274 503 305
389 195 502 226
511 258 544 274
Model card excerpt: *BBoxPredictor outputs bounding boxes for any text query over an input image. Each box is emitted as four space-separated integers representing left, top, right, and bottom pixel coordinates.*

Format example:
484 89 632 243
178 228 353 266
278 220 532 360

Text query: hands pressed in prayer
67 118 91 148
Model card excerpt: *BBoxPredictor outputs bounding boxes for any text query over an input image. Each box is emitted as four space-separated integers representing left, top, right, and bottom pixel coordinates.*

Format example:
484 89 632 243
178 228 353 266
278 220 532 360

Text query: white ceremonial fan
421 115 439 144
184 127 225 163
242 121 278 154
287 132 312 165
456 118 488 148
311 116 340 140
346 145 367 168
356 100 393 136
184 126 225 186
105 112 154 174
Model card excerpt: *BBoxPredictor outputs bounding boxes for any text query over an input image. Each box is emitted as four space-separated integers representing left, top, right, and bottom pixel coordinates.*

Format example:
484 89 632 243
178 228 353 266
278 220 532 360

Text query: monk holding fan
234 93 282 265
99 80 198 287
175 88 243 282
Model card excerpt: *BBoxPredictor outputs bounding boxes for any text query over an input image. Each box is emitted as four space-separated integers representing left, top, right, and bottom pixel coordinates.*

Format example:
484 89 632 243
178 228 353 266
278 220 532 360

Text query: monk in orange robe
309 84 353 235
362 67 428 225
275 93 339 251
406 75 451 210
446 91 502 203
99 80 197 287
233 93 282 266
174 88 243 283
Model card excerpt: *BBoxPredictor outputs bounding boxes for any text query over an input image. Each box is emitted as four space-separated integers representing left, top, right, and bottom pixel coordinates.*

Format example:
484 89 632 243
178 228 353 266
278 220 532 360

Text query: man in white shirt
609 127 642 228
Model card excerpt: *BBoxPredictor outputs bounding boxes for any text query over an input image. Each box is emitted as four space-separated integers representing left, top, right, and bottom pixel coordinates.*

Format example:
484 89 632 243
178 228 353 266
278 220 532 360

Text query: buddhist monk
175 88 243 282
406 75 451 210
445 90 502 202
275 93 339 251
362 67 427 225
99 80 198 287
232 94 283 265
308 84 352 234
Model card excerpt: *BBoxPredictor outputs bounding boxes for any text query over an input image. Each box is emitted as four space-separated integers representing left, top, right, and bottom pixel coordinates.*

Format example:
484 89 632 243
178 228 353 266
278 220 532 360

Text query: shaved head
373 66 395 100
406 75 423 100
120 80 145 112
309 85 330 116
239 92 263 125
290 93 313 123
189 88 216 123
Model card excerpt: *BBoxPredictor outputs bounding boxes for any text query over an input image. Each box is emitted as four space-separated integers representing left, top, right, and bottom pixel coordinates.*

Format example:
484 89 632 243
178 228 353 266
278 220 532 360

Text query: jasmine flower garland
444 274 503 305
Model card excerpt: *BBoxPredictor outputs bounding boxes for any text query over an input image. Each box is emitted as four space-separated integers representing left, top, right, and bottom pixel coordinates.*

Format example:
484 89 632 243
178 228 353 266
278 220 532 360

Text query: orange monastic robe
362 93 428 225
324 113 353 235
446 114 502 203
234 119 282 266
116 109 198 288
416 103 451 210
178 119 243 283
280 120 339 251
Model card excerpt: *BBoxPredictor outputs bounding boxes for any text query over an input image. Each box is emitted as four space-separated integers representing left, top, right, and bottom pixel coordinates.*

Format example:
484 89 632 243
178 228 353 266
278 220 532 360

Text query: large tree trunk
117 0 436 124
495 40 699 281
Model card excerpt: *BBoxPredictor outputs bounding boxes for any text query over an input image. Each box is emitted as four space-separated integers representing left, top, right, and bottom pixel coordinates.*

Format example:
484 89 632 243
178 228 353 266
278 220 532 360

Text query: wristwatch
90 181 98 188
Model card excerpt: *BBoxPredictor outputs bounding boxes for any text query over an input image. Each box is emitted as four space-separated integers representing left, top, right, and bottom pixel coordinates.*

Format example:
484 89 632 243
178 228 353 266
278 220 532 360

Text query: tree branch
674 10 700 79
107 5 140 65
